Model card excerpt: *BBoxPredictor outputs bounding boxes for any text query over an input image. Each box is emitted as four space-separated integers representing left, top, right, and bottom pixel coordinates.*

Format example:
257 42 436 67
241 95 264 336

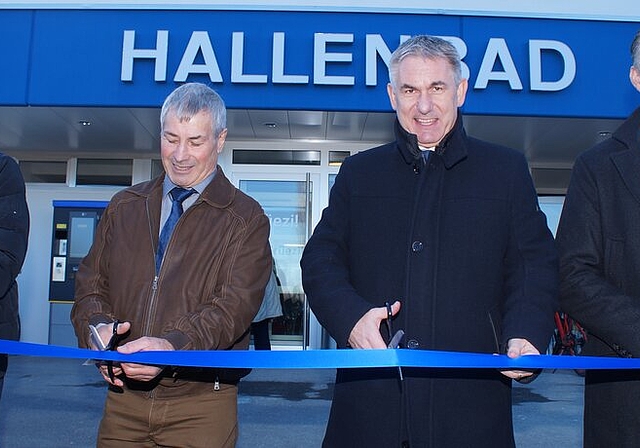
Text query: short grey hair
160 83 227 137
632 30 640 70
388 35 463 88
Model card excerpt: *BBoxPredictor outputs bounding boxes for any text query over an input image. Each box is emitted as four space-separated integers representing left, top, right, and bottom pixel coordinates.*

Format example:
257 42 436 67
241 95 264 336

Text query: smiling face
160 110 227 188
387 55 468 148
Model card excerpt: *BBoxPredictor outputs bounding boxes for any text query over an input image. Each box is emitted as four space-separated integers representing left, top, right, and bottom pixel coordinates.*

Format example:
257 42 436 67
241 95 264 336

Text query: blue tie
156 187 195 273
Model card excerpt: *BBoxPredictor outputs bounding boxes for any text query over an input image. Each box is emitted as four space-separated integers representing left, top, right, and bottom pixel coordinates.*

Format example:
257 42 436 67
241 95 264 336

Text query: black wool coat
0 153 29 347
557 106 640 447
301 116 558 448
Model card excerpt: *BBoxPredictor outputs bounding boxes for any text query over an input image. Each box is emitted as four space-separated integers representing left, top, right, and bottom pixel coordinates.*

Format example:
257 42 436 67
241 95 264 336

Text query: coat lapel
611 149 640 206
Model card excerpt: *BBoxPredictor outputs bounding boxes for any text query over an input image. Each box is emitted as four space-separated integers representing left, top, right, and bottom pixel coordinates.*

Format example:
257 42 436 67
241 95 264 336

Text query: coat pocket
604 236 625 289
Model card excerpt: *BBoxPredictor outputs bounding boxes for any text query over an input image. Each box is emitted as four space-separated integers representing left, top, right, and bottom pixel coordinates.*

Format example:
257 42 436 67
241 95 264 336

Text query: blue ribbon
1 339 638 370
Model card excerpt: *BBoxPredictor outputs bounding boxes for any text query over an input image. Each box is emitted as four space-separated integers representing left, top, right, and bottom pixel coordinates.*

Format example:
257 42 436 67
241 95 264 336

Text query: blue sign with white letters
1 9 638 118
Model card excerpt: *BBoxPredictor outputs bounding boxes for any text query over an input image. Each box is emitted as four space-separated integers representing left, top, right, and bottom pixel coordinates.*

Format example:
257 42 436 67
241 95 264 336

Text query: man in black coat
301 35 558 447
0 152 29 400
556 29 640 447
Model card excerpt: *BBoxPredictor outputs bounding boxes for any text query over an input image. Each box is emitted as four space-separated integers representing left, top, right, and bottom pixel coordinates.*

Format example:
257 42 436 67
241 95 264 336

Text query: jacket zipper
143 198 161 335
144 197 196 333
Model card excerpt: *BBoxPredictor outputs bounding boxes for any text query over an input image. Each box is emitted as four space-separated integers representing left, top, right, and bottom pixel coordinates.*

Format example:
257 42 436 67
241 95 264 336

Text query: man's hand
93 321 131 387
91 321 130 351
115 337 175 382
500 338 540 380
347 301 401 349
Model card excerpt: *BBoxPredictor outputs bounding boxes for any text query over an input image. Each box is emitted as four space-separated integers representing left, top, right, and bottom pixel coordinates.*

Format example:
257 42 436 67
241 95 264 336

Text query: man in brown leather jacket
71 83 272 448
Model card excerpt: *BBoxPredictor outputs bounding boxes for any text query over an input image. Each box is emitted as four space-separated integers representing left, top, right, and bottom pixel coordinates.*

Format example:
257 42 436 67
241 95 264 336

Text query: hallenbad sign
121 31 576 93
11 9 640 117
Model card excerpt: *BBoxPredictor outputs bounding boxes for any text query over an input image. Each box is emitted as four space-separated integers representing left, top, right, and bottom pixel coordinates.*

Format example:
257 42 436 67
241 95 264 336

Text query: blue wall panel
0 11 34 105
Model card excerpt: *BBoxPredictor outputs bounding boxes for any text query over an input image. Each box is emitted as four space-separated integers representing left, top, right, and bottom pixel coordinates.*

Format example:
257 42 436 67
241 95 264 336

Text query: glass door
238 174 318 349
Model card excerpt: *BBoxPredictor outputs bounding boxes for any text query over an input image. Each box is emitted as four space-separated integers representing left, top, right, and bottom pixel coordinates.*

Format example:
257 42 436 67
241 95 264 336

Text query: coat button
407 339 420 349
411 241 423 252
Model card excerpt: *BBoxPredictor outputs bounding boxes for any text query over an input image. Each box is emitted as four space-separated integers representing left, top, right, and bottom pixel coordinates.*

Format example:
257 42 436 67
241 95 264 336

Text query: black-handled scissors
103 320 124 393
104 320 121 381
384 301 404 382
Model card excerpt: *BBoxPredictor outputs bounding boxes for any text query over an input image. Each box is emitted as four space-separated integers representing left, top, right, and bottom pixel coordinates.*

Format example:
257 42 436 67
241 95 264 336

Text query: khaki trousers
97 383 238 448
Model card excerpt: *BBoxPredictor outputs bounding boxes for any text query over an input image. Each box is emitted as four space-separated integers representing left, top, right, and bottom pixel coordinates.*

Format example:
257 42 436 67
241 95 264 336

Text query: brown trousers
97 383 238 448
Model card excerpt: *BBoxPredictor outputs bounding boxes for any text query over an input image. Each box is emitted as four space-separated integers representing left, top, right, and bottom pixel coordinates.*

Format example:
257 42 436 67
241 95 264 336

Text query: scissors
384 301 404 381
104 320 122 384
89 320 123 392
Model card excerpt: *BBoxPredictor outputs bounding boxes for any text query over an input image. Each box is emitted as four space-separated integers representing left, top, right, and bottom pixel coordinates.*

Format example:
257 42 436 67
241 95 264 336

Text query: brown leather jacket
71 167 272 396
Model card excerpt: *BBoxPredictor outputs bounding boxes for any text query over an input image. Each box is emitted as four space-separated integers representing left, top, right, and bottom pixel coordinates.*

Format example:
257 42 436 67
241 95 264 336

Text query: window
233 149 321 166
76 159 132 186
19 161 67 183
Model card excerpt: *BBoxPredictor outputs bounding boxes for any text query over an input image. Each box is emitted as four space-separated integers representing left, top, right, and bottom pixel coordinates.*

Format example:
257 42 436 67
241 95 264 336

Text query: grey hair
632 30 640 71
160 83 227 137
388 35 462 88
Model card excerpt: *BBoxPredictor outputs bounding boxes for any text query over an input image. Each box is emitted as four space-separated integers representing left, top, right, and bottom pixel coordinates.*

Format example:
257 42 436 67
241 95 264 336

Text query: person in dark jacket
0 152 29 401
556 30 640 448
300 35 558 448
71 83 272 447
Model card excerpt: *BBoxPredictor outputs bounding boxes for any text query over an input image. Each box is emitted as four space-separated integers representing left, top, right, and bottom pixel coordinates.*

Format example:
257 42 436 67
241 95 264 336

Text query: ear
387 83 398 111
456 78 469 108
630 66 640 93
215 128 228 154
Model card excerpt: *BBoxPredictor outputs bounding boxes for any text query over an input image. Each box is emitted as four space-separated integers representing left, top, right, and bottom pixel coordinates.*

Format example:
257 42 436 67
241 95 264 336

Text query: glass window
233 149 321 165
329 173 337 193
329 151 349 166
19 161 67 183
76 159 132 186
531 167 572 195
239 179 310 345
151 160 164 179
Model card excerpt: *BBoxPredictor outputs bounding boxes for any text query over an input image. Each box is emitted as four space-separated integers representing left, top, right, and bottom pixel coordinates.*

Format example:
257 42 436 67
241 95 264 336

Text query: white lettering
273 32 309 84
365 34 393 86
231 32 268 83
439 36 470 81
174 31 223 82
474 38 523 90
366 35 469 86
121 30 168 82
267 213 301 227
529 40 576 92
120 30 575 93
272 245 304 257
314 33 355 86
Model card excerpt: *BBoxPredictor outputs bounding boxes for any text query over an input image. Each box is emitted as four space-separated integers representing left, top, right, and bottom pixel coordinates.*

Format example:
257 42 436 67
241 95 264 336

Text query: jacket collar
610 106 640 204
394 111 468 169
611 105 640 150
132 165 236 209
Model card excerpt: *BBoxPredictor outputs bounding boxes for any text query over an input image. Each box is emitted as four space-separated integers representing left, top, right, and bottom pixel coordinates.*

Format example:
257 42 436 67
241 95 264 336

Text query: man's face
160 110 227 188
387 55 468 148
